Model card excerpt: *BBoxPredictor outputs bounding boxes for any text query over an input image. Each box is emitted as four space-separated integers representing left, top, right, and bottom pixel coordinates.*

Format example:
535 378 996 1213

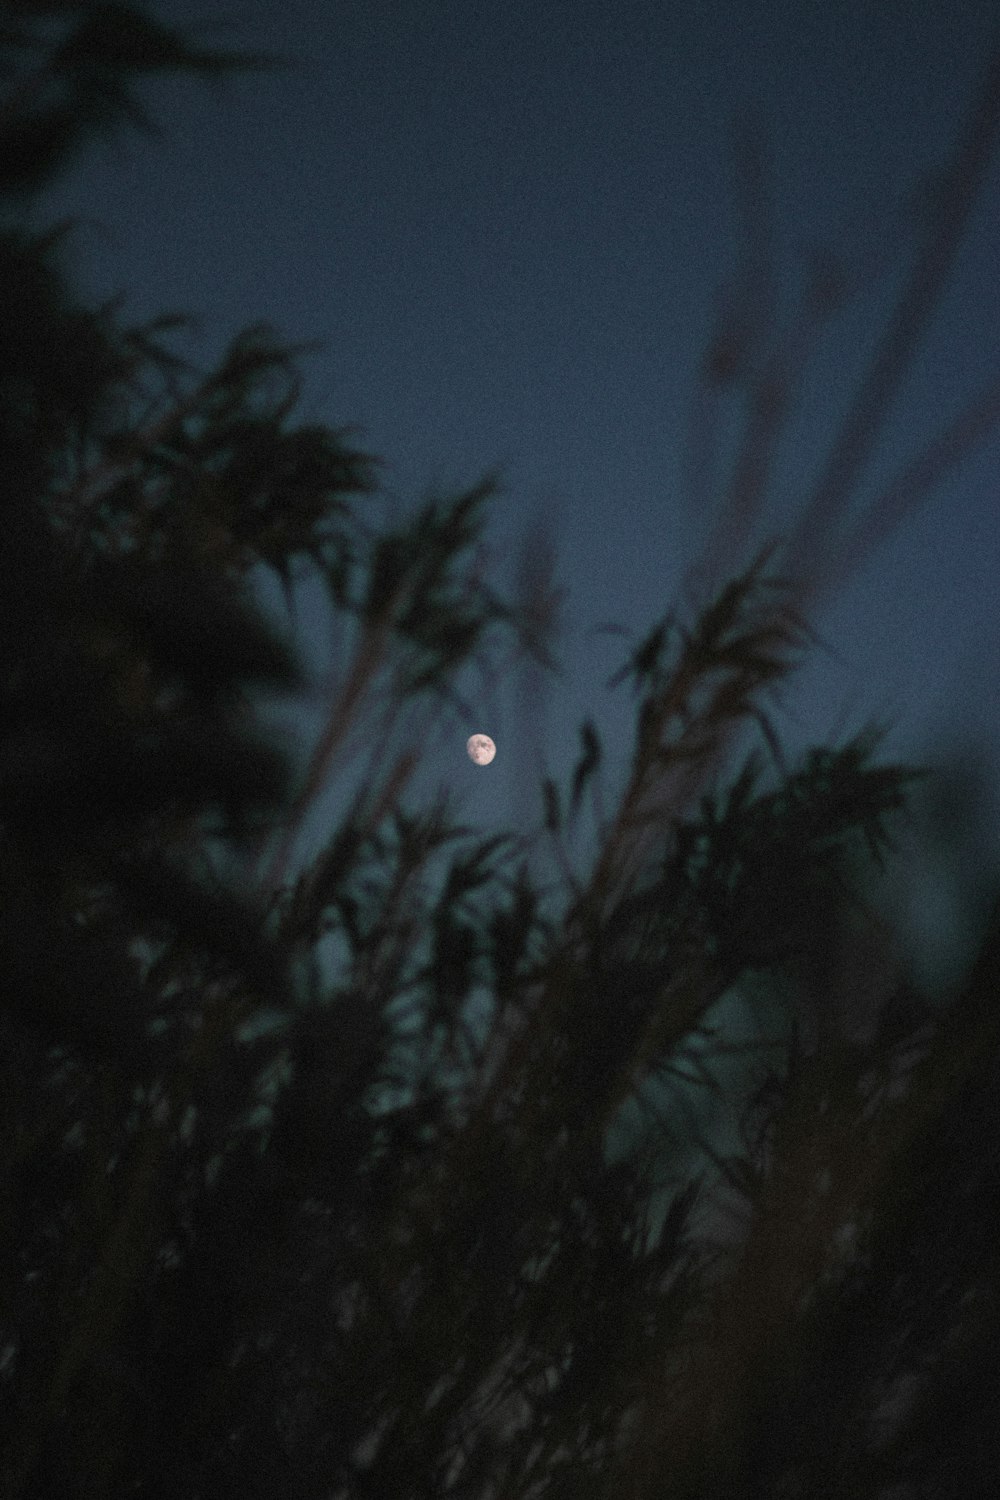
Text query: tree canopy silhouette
2 7 1000 1498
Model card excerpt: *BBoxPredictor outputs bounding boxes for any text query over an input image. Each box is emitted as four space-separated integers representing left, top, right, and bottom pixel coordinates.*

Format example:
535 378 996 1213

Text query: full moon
467 733 496 766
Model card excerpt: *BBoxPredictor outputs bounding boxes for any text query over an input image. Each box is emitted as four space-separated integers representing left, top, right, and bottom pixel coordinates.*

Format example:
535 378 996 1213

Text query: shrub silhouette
2 8 1000 1498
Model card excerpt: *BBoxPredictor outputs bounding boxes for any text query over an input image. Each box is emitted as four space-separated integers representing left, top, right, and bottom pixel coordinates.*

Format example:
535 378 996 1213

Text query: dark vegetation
2 5 1000 1496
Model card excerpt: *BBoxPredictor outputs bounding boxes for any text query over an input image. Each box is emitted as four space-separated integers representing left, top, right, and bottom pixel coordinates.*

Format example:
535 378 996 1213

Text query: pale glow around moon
467 733 496 766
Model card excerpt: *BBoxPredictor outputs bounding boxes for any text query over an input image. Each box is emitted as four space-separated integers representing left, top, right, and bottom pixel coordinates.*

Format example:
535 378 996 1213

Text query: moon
467 733 496 766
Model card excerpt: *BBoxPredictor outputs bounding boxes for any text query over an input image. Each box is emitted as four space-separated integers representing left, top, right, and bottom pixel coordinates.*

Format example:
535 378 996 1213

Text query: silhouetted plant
2 7 1000 1499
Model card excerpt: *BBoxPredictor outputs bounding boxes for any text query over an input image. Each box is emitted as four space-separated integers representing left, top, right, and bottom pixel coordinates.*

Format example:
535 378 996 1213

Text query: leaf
569 719 601 817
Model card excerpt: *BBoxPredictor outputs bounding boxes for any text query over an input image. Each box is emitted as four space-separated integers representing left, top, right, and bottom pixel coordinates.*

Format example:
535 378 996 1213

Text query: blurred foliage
2 6 1000 1498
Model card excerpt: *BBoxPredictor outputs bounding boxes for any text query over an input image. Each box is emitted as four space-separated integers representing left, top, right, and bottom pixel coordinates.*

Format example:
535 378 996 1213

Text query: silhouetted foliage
2 7 1000 1499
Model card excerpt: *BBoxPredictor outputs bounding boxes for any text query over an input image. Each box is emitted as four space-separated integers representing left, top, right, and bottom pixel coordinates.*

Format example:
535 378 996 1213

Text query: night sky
36 0 1000 950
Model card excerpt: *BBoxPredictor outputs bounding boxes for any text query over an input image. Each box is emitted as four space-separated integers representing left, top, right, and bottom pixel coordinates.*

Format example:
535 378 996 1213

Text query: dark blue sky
38 0 1000 914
